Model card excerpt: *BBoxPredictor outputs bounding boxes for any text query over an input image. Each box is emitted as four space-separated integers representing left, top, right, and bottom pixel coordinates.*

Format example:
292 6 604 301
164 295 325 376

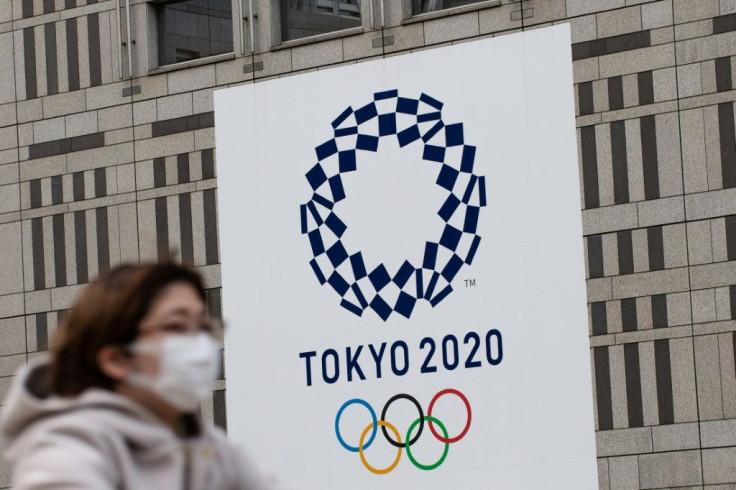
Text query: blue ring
335 398 377 453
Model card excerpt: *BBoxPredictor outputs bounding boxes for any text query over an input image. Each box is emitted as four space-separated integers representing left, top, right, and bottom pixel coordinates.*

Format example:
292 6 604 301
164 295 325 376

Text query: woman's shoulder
199 424 276 490
20 390 177 456
19 408 115 456
199 422 239 457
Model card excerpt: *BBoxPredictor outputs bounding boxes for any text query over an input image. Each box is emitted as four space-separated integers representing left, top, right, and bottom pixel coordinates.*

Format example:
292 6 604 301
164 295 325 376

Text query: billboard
214 24 597 489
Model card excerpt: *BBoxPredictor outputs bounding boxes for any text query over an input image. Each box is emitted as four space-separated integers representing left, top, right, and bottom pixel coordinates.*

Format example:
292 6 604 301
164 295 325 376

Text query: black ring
380 393 424 448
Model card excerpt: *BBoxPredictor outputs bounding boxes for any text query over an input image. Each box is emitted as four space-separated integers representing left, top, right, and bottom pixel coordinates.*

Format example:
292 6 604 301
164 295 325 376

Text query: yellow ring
358 420 402 475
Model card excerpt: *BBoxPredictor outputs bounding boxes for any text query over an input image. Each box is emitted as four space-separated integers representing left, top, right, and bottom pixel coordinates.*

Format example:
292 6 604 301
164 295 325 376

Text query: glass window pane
157 0 233 67
412 0 481 15
281 0 362 43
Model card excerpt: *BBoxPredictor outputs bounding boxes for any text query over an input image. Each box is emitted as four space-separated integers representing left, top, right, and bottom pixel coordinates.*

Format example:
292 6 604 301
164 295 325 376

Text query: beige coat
0 357 272 489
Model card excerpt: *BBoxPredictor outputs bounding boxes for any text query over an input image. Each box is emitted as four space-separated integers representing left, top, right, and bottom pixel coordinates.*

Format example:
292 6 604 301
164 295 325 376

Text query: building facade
0 0 734 487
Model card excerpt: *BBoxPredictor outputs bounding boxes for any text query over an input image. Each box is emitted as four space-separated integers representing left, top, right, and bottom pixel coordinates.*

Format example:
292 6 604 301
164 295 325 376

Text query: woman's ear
96 346 132 382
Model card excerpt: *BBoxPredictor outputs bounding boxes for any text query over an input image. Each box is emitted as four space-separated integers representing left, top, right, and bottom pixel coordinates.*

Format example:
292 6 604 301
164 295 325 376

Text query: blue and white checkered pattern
300 90 487 321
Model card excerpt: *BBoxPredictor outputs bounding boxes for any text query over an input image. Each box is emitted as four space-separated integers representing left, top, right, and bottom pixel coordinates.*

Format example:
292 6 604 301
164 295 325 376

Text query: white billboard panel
215 24 597 489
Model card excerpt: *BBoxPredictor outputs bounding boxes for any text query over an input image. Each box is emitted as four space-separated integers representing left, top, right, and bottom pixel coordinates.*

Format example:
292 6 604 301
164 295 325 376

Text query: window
281 0 362 43
412 0 481 15
155 0 234 67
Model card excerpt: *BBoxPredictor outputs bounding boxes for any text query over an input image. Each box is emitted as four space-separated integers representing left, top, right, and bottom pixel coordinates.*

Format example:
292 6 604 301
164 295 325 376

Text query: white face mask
126 333 220 412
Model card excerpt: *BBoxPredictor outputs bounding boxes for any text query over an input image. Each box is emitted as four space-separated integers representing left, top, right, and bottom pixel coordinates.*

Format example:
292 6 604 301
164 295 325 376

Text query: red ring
427 388 472 443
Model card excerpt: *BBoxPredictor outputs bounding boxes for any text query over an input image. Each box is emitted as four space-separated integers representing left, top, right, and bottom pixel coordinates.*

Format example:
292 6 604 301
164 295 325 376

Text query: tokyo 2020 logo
334 388 471 473
300 90 487 321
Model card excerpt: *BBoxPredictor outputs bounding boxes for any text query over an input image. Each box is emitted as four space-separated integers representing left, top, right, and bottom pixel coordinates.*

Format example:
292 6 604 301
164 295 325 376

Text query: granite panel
424 11 480 45
600 44 675 78
0 294 24 318
652 67 677 103
637 196 684 228
0 221 24 296
677 30 736 65
642 0 673 30
597 6 642 39
719 331 736 418
692 261 736 290
64 111 97 138
687 187 736 220
639 341 659 425
608 455 638 490
695 334 724 420
98 104 132 133
156 93 193 121
609 344 629 428
42 90 85 120
478 2 522 35
0 317 25 356
168 64 216 95
674 0 719 24
566 0 625 17
639 450 703 488
291 39 343 72
688 220 714 265
612 268 689 299
670 337 699 423
702 419 736 447
703 447 736 484
680 107 709 193
133 100 156 125
595 427 652 457
582 204 639 237
678 62 703 98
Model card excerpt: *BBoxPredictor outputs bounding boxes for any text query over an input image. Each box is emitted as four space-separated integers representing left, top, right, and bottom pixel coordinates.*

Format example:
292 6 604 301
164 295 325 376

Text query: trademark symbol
464 279 476 287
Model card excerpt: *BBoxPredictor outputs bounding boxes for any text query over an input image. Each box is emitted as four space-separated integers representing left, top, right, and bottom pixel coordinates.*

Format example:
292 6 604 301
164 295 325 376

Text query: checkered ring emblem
300 90 487 321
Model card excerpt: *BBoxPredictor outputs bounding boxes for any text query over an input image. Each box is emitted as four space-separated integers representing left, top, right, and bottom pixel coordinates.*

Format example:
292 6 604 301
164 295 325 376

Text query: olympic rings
359 421 402 475
428 388 472 443
405 416 449 471
334 389 471 473
380 393 424 448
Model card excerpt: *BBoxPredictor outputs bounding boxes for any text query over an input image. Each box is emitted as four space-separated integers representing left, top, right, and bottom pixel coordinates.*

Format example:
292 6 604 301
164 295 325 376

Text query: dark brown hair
49 262 206 396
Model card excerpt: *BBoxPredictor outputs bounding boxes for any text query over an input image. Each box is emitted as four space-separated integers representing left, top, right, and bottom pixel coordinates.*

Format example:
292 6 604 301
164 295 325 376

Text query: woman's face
133 282 209 374
109 280 219 421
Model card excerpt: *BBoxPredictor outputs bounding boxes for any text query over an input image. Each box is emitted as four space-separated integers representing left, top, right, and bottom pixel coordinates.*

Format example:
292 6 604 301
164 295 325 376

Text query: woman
0 262 271 489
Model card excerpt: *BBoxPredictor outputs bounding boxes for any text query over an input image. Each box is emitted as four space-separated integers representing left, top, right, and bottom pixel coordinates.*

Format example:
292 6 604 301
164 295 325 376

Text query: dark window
156 0 233 67
281 0 362 43
413 0 480 15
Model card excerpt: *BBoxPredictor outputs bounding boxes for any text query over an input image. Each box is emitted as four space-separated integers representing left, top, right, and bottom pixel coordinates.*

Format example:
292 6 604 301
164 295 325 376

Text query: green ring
405 416 450 471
